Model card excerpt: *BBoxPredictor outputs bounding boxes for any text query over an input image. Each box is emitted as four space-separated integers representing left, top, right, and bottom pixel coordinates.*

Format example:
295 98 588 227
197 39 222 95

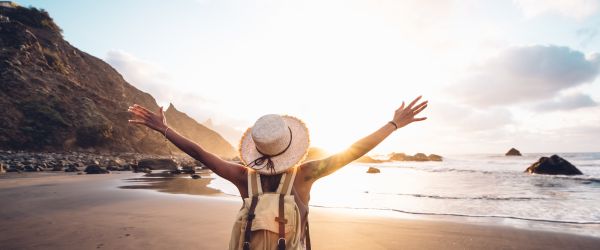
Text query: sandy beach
1 173 599 250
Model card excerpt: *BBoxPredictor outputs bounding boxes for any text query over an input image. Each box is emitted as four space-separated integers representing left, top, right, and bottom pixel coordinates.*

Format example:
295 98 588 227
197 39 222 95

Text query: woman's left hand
127 104 168 133
392 96 428 129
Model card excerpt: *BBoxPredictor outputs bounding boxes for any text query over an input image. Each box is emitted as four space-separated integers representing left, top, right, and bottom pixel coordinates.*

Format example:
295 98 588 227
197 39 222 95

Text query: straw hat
240 114 310 175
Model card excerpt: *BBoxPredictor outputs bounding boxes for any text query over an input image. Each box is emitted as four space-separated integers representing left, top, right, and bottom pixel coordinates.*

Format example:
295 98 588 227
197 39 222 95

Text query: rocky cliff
0 6 236 158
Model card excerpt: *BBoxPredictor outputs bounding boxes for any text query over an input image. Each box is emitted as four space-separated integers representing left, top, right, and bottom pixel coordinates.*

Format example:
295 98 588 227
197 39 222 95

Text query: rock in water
84 164 109 174
389 153 407 161
138 159 178 170
506 148 522 156
366 167 381 174
412 153 429 161
525 155 583 175
428 154 443 161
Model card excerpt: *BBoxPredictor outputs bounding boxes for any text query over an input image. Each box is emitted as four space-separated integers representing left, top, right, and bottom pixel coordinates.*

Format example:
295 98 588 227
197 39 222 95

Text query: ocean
209 152 600 237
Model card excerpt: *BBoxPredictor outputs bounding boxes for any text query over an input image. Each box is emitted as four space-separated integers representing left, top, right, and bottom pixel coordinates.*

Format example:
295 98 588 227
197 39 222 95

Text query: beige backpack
229 167 303 250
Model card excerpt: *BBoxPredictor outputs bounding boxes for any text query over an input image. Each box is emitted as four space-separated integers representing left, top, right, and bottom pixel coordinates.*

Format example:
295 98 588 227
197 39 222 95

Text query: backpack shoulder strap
255 171 263 195
243 195 259 250
280 167 297 196
275 172 288 194
247 168 260 197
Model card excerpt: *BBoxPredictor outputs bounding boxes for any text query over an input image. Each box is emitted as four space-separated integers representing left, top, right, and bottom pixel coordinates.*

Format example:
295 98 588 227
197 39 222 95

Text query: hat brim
239 115 310 175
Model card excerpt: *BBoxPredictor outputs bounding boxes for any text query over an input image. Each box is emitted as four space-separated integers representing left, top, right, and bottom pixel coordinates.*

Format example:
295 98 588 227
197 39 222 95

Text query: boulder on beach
84 165 109 174
389 153 407 161
366 167 381 174
505 148 522 156
120 165 132 171
181 166 196 175
23 165 44 172
389 152 443 162
64 165 80 172
412 153 429 161
525 155 583 175
106 166 121 171
428 154 443 161
138 159 178 170
7 166 21 172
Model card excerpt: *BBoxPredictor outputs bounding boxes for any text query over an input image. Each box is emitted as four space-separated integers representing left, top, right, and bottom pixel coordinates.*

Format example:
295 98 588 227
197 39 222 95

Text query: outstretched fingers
128 108 150 120
411 100 427 112
128 119 147 125
133 104 156 117
412 102 428 115
406 96 422 110
412 117 427 122
398 101 405 111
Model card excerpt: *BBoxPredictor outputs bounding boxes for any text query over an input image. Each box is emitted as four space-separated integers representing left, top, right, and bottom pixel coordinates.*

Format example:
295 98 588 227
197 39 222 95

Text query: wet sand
0 173 599 249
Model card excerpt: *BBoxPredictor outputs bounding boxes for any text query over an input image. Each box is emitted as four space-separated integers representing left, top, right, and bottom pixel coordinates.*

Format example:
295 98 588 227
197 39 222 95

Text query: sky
17 0 600 155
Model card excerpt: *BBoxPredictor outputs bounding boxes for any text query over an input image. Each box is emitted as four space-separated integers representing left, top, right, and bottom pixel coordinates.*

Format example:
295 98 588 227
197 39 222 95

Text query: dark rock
366 167 381 174
52 165 64 171
428 154 443 161
169 169 182 174
525 155 583 175
506 148 522 156
7 167 21 173
84 164 109 174
108 158 125 167
23 165 42 172
64 165 80 172
120 165 132 171
389 153 407 161
106 166 121 171
389 152 443 162
412 153 429 161
181 166 195 175
138 159 178 170
191 174 201 179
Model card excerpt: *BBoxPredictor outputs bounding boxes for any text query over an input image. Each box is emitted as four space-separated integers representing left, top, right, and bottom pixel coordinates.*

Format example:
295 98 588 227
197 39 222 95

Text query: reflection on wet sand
120 170 222 196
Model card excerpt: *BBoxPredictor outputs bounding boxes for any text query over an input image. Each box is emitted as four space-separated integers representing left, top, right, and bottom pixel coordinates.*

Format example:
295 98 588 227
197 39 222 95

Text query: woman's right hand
128 104 168 133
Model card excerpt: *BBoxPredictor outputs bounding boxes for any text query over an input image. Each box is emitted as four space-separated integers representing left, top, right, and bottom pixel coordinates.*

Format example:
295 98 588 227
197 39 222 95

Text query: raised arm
127 104 246 186
299 96 428 183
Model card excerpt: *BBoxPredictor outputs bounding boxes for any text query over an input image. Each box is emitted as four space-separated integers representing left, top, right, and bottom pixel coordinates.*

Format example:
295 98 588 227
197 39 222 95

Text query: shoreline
3 171 600 238
1 173 599 249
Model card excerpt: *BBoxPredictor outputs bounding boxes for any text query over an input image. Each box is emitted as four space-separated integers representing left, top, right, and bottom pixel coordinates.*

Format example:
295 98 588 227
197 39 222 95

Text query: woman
128 96 427 249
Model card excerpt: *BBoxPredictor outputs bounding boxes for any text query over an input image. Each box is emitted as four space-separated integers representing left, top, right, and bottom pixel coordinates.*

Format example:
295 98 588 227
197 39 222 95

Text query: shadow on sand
119 170 222 196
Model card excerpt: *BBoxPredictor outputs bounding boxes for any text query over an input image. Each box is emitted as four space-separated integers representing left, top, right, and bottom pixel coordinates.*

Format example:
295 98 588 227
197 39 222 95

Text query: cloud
428 101 513 132
534 93 598 111
448 45 600 106
513 0 600 20
576 25 599 47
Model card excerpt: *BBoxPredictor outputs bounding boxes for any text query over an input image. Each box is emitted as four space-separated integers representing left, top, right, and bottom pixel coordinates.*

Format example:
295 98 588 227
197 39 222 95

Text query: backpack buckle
277 238 286 249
